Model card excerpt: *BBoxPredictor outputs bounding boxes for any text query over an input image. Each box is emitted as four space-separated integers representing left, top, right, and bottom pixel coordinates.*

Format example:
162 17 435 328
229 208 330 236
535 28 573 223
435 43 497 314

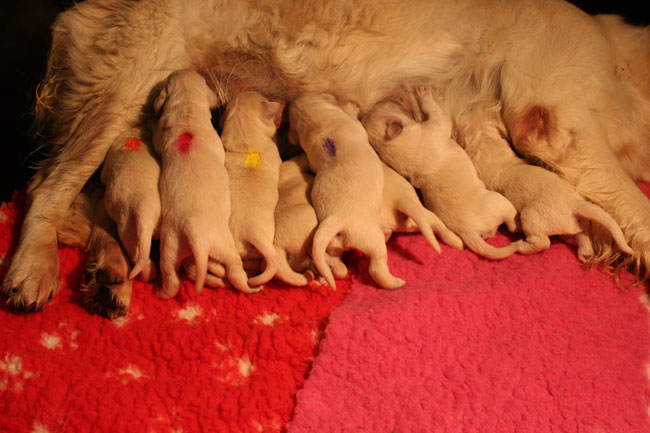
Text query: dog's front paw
2 229 60 311
414 85 433 100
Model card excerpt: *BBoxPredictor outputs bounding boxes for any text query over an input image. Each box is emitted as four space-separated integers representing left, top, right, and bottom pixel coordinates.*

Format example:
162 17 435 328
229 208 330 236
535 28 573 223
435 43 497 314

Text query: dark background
2 1 648 203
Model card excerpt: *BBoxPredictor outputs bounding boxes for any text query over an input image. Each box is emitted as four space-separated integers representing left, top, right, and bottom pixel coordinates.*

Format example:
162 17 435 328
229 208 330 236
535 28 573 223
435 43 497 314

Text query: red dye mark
175 132 194 155
124 138 142 151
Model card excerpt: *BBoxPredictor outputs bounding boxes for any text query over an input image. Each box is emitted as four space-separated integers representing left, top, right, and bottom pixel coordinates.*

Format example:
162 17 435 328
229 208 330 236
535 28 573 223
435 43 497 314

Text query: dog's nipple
323 138 336 157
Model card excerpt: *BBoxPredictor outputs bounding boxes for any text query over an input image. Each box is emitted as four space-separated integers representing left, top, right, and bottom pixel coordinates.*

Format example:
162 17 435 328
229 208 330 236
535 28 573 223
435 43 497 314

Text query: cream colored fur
289 92 404 290
100 127 161 282
153 69 259 298
221 91 284 286
4 0 650 309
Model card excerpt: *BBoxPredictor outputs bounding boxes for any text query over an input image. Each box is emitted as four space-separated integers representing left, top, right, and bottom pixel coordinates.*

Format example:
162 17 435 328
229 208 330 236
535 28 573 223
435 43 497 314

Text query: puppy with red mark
289 92 405 290
153 69 259 298
362 86 521 259
100 128 161 282
220 91 291 285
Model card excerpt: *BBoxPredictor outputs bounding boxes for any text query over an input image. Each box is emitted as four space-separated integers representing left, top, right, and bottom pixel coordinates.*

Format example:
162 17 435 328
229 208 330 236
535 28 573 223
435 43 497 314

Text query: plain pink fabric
288 184 650 433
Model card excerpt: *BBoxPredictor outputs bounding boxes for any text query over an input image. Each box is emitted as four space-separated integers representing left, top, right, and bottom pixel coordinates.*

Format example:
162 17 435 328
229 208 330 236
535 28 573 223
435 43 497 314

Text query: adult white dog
3 0 650 309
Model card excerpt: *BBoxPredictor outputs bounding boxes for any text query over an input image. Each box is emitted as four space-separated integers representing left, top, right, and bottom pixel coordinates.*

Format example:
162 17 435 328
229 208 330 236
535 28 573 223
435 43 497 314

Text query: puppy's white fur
363 86 521 259
221 91 284 286
5 0 650 309
100 128 161 281
289 92 404 290
153 69 259 298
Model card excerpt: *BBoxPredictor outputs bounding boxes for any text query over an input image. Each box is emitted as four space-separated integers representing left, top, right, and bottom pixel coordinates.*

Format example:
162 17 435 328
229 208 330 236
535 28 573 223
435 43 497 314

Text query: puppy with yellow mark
153 70 259 298
289 92 404 290
220 91 289 286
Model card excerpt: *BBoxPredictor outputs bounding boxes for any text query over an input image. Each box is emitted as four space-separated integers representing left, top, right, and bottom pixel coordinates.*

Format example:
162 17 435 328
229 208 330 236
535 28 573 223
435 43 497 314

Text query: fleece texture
0 192 349 433
288 184 650 433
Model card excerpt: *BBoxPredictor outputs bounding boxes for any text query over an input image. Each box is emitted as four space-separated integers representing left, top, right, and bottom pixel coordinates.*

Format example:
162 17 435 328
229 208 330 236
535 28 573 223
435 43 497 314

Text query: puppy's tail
461 231 521 260
187 229 209 293
247 236 279 286
312 215 346 289
274 245 309 286
128 219 155 280
574 200 632 255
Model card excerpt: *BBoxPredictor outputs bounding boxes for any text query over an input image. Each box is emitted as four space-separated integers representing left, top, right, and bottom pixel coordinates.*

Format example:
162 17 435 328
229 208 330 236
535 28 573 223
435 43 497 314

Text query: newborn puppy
362 86 520 259
153 69 259 298
289 92 404 290
274 154 347 285
380 162 463 251
502 164 632 259
100 128 160 282
221 91 284 286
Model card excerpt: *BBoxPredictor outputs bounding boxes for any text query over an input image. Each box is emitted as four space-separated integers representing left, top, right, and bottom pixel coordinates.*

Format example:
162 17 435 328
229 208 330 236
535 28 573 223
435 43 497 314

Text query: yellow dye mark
244 151 262 167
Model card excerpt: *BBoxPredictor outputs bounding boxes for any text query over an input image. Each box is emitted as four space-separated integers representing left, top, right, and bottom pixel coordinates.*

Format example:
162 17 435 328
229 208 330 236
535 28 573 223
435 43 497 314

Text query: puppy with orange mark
153 69 259 298
289 92 406 290
100 128 161 282
363 86 521 259
220 91 294 286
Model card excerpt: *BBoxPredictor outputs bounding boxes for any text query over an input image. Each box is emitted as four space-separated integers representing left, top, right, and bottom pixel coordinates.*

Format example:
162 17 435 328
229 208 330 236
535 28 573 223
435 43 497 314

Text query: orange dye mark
124 138 143 151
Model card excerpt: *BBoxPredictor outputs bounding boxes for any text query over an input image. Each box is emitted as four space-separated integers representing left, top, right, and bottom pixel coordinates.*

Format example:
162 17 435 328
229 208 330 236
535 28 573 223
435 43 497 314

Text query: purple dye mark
175 131 194 155
323 137 336 157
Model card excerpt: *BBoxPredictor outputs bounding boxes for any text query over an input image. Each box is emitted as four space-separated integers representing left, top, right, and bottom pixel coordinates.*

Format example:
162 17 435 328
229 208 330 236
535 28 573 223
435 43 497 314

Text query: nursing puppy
363 86 520 259
289 92 404 290
221 91 284 286
380 162 463 251
153 69 259 298
6 0 650 311
100 128 160 282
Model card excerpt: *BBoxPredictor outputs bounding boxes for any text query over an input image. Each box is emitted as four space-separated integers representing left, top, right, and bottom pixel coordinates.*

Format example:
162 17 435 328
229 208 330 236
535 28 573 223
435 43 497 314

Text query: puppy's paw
81 243 132 319
2 232 60 311
415 85 433 100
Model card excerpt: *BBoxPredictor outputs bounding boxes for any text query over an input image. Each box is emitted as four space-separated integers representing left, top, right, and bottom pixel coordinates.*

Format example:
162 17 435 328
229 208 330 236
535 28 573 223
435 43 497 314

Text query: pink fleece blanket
288 184 650 433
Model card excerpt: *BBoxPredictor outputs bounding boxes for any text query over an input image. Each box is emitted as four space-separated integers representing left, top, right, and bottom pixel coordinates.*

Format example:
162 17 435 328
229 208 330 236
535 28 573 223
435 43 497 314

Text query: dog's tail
312 214 346 289
274 245 310 286
247 236 279 286
461 231 521 260
574 200 633 255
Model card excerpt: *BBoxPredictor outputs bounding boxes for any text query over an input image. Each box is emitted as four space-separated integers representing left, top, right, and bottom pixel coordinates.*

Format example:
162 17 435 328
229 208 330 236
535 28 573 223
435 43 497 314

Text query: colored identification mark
124 138 142 151
244 151 262 167
175 131 194 155
323 137 336 157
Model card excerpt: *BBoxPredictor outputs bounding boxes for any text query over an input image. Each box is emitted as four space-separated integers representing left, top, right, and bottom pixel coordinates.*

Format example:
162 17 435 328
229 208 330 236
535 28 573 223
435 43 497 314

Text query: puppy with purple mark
153 69 259 298
101 128 161 283
363 86 522 259
289 92 406 290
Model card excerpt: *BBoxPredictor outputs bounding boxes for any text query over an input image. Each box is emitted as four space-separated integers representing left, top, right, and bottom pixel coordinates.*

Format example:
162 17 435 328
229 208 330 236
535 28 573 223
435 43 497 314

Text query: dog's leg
81 187 132 319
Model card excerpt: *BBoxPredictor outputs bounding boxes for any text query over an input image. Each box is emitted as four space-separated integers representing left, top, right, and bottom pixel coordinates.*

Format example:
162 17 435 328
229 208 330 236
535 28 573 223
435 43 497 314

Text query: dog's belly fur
3 0 650 310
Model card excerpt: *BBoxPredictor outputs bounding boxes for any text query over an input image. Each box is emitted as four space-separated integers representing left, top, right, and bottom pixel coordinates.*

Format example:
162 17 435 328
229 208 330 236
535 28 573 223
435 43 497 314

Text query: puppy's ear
288 127 299 145
206 88 219 110
385 117 404 140
153 84 168 114
263 100 284 128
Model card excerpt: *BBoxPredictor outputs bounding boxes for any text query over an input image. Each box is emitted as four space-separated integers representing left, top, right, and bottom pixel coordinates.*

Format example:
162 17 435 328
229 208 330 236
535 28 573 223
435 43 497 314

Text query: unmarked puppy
100 128 161 282
289 92 404 290
380 162 463 251
221 91 285 286
362 86 520 259
274 154 348 285
501 164 632 259
153 69 259 298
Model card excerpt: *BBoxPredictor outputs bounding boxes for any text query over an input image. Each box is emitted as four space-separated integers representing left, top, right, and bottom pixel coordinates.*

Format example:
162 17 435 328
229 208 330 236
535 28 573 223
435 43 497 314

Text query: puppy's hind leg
359 227 405 290
81 187 132 319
